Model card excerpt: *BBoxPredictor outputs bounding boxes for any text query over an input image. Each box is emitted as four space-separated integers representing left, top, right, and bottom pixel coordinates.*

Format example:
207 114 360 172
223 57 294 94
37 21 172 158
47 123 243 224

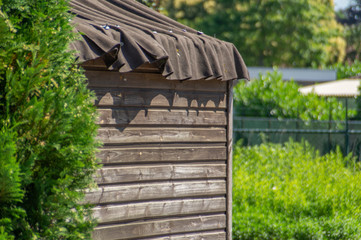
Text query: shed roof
69 0 249 81
298 79 361 97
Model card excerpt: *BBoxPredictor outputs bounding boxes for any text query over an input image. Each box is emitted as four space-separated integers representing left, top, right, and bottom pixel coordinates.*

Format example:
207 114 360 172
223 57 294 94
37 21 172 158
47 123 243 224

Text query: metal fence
234 116 361 160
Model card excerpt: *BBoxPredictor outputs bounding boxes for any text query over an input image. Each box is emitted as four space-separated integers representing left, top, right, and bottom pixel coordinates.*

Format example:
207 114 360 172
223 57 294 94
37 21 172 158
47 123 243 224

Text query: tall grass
233 140 361 239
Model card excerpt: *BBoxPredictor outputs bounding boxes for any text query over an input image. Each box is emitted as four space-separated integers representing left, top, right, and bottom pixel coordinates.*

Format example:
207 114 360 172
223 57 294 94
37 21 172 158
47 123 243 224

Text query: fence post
296 109 299 142
328 98 332 153
345 98 349 155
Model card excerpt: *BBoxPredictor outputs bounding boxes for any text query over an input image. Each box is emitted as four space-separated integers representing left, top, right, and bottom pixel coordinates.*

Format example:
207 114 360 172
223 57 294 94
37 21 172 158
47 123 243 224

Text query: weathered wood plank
92 214 226 240
92 88 226 109
95 164 226 184
97 109 227 126
85 71 227 92
139 230 226 240
84 180 226 204
226 81 233 240
97 127 226 144
93 197 226 223
97 146 227 164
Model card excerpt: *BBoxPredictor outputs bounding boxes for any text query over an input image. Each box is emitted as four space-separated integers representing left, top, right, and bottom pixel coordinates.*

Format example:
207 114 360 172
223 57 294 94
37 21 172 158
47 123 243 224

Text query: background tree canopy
162 0 345 68
337 0 361 63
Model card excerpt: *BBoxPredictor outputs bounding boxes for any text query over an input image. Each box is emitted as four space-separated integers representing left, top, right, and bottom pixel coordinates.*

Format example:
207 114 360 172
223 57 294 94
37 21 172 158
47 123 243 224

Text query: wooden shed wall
85 70 232 240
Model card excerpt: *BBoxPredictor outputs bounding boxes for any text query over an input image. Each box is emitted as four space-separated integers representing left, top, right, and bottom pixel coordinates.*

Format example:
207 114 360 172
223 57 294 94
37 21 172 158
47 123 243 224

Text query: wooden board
139 230 226 240
95 164 226 184
92 214 226 240
93 197 226 223
97 109 227 126
84 180 226 204
92 88 226 109
226 81 233 240
97 146 227 164
97 127 226 144
85 71 227 92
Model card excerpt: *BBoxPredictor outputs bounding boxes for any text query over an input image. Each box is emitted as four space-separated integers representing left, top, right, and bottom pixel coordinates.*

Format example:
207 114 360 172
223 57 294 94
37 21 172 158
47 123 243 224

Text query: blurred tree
337 0 361 63
338 0 361 25
164 0 345 68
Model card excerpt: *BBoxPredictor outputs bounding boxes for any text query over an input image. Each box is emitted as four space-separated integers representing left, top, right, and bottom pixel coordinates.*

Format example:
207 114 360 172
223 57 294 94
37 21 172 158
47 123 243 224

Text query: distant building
248 67 337 86
299 79 360 97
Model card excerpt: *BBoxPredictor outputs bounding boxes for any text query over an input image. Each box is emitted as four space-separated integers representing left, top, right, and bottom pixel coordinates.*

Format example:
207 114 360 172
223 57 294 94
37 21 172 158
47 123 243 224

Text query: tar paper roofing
299 79 361 97
69 0 249 81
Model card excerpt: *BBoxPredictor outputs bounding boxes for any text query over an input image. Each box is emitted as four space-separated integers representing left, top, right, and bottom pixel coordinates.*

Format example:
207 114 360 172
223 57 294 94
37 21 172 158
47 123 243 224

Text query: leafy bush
233 140 361 239
0 1 99 239
234 70 351 120
330 60 361 79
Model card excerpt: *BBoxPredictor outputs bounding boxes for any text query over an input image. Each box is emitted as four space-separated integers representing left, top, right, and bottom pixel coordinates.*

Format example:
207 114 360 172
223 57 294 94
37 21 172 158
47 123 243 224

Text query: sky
334 0 353 10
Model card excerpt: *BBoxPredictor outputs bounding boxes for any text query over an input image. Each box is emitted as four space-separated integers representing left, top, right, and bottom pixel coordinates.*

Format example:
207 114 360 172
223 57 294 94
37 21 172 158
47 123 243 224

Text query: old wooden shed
69 0 249 239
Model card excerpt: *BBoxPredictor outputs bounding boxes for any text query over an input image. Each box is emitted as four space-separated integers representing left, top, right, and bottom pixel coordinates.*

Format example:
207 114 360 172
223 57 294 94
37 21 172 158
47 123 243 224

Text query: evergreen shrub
233 140 361 239
0 0 99 239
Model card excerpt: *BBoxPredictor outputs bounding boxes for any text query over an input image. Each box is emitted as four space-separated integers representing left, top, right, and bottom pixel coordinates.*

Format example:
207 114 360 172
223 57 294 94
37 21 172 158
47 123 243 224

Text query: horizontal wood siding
85 180 226 205
97 109 227 126
95 164 226 184
97 145 226 164
86 70 229 240
92 214 226 240
93 88 227 109
138 230 227 240
93 197 226 223
86 71 227 92
97 127 226 144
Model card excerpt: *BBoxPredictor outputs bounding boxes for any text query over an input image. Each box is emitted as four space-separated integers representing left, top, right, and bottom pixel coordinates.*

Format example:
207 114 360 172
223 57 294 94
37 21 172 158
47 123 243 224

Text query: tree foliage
0 0 99 239
337 0 361 63
330 60 361 79
164 0 345 68
234 71 350 120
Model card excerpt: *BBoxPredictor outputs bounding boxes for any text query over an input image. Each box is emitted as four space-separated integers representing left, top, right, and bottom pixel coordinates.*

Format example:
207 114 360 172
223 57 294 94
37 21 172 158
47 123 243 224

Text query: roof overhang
69 0 249 81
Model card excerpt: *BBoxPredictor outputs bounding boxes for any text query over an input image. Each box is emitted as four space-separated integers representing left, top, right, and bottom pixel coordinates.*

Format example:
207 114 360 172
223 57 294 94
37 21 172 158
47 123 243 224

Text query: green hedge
0 1 99 239
233 140 361 239
234 70 351 120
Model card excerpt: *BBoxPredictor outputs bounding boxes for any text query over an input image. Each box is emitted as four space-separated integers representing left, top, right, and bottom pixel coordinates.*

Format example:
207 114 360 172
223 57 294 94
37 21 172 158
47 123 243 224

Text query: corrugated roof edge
69 0 249 81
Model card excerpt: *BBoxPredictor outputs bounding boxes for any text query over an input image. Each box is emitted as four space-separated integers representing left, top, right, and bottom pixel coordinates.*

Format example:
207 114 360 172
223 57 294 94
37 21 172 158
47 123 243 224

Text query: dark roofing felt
69 0 249 81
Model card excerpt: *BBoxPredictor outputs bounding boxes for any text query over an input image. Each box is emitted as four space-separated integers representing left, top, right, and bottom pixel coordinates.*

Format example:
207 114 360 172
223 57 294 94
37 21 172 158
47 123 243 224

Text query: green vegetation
233 140 361 239
336 0 361 63
0 128 23 240
164 0 345 68
234 70 350 120
0 0 99 239
330 60 361 79
141 0 361 74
